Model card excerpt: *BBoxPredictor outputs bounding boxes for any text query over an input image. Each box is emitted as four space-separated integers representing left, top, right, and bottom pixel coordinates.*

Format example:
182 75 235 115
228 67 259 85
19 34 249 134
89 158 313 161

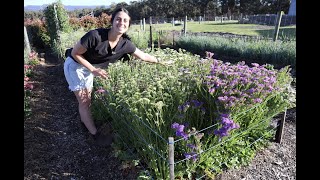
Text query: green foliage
90 48 295 179
127 30 150 50
49 11 111 59
24 19 51 50
51 28 86 59
43 0 72 48
68 13 112 31
128 27 167 50
24 10 44 20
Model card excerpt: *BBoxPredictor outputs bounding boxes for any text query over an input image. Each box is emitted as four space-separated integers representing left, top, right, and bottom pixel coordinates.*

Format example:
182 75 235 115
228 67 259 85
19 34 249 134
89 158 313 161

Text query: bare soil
24 51 296 180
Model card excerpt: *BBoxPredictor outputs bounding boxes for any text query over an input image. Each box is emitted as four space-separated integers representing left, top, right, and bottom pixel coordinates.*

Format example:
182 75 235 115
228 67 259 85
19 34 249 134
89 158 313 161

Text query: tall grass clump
175 36 296 72
91 48 295 179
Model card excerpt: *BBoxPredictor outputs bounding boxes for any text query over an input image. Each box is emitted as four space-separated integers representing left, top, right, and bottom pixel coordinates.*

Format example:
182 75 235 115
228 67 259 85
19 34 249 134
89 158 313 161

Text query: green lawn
129 20 296 39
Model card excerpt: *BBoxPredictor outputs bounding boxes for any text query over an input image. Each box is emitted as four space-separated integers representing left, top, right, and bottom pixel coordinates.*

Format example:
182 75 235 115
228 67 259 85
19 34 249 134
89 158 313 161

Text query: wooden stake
275 109 287 143
168 137 174 180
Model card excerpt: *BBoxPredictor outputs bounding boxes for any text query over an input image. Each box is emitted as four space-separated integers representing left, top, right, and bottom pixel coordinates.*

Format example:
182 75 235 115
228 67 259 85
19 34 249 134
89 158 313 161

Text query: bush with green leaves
24 18 50 50
91 48 295 179
43 0 72 49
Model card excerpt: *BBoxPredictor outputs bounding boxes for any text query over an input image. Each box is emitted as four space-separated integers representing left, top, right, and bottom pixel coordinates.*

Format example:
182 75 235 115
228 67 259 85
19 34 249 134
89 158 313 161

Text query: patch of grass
130 21 296 39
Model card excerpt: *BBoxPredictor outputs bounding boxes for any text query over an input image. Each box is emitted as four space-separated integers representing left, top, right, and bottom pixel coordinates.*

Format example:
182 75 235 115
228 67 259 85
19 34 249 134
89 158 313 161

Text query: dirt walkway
24 53 138 180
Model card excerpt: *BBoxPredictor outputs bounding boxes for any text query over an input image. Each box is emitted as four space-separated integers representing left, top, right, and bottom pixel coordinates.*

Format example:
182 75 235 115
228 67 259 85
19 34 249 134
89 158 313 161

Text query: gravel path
24 51 296 180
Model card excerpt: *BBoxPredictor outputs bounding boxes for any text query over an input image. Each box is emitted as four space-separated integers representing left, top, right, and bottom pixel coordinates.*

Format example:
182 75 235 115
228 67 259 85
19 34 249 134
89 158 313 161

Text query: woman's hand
92 68 108 79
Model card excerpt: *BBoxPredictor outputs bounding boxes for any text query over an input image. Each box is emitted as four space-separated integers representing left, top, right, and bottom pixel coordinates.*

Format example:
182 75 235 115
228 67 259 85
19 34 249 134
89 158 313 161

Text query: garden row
90 48 295 179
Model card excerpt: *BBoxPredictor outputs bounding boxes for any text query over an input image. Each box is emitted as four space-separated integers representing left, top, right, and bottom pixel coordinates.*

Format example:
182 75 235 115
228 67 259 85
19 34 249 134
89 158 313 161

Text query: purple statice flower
178 101 190 113
184 152 198 162
171 122 189 140
251 63 260 67
96 87 107 94
191 99 204 108
247 88 255 94
218 96 228 102
214 114 240 138
187 144 197 150
171 122 179 129
267 85 274 91
207 75 215 79
209 88 215 94
253 98 262 103
206 51 214 59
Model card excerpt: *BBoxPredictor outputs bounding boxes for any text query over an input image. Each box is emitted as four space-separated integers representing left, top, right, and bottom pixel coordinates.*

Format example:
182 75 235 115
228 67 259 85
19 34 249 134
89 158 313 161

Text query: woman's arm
71 41 108 78
132 48 158 63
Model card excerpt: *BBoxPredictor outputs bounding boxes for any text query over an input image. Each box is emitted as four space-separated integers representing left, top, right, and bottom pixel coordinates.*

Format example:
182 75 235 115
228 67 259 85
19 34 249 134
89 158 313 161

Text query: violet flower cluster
214 114 240 139
178 99 206 115
171 122 204 162
206 58 278 109
171 122 189 140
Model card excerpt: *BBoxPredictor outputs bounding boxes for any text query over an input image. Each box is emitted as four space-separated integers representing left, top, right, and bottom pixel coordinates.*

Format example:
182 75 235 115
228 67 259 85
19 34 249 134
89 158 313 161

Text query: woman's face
112 11 130 34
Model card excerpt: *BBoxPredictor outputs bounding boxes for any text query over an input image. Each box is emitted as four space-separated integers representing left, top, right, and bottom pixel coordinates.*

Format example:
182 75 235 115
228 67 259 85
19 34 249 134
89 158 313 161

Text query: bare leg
74 89 97 135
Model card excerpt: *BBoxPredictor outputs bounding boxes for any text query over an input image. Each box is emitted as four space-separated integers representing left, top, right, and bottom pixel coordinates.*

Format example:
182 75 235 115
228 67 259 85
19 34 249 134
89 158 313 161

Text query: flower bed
91 48 295 179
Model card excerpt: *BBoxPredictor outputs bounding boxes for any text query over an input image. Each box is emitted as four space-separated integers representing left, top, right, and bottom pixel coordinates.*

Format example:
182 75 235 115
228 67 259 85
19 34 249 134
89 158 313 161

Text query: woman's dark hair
111 7 131 26
111 7 131 40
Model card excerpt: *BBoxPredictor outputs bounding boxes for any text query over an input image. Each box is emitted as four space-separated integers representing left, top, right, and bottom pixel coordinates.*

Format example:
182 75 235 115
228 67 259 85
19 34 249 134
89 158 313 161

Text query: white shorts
63 57 94 91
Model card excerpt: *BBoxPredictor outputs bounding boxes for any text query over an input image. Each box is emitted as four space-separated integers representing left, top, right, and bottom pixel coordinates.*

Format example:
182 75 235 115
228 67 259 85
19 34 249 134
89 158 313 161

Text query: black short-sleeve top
80 28 136 64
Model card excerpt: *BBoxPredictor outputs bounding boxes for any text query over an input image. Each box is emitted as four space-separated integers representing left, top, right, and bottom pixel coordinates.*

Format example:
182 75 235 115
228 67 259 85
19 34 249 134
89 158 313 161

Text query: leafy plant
91 48 295 179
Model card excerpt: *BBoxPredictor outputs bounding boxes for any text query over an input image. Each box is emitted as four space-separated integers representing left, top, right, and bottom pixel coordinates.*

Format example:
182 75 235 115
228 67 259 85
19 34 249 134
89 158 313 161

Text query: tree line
24 0 291 21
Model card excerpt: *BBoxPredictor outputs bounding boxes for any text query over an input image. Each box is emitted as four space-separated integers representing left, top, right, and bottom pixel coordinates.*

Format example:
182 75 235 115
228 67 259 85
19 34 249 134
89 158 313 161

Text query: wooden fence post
275 109 287 143
24 26 31 55
140 19 142 31
143 18 146 31
183 16 187 37
273 11 284 41
168 137 175 180
158 31 160 49
149 25 153 50
53 4 60 41
172 32 175 46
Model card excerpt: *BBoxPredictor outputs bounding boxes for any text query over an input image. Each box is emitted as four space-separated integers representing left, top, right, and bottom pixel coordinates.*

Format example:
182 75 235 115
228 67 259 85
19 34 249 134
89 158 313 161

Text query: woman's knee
75 90 92 107
78 97 91 107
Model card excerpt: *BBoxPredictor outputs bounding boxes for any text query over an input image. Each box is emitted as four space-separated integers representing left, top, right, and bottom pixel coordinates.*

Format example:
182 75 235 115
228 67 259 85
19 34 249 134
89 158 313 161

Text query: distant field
129 21 296 39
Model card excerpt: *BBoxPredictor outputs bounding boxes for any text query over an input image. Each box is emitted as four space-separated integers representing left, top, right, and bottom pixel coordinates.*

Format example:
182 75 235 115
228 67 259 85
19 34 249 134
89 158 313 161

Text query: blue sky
24 0 133 6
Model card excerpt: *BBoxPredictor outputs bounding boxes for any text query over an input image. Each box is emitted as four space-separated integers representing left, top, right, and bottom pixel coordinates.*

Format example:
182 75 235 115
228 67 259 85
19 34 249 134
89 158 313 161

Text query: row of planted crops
91 48 295 179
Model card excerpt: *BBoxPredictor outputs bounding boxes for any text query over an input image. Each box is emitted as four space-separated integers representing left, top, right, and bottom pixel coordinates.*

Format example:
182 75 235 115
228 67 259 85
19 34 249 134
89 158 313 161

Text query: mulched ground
24 50 296 180
24 51 139 180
